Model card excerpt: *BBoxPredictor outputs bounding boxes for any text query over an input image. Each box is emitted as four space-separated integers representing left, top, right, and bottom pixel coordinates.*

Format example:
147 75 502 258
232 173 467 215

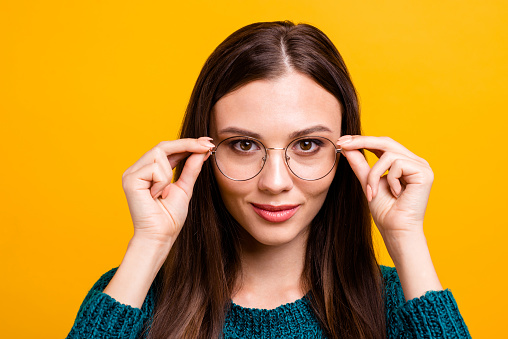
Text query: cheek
213 162 337 217
213 165 250 205
304 182 332 208
305 166 337 196
301 168 337 210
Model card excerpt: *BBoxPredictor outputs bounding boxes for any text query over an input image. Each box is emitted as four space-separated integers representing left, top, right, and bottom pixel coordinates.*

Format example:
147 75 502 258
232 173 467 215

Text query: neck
232 228 308 309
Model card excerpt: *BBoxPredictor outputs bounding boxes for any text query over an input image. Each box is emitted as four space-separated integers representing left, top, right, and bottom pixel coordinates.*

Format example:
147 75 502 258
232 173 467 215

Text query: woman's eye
295 139 321 152
298 140 313 151
232 139 260 152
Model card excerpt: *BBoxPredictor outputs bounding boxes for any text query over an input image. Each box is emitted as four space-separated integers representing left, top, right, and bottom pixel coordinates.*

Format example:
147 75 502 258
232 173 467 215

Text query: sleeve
66 267 155 339
381 266 471 339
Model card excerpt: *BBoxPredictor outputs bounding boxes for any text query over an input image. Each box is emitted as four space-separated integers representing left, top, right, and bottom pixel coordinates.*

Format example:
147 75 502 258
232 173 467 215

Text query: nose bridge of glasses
264 147 290 161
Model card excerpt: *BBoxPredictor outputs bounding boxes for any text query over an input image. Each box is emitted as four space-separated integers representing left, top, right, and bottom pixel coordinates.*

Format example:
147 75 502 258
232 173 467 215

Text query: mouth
250 203 300 223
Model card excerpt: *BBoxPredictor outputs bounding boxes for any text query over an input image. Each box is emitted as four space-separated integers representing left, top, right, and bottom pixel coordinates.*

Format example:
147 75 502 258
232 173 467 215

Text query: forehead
211 72 342 139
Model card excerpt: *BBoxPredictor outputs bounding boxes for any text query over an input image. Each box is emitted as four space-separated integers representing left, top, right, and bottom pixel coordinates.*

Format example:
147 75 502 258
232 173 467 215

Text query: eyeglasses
211 136 342 181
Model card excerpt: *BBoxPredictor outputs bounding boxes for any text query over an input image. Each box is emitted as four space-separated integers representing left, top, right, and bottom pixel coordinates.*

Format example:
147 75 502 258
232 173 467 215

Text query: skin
339 134 442 300
209 71 342 308
210 71 442 307
102 71 442 310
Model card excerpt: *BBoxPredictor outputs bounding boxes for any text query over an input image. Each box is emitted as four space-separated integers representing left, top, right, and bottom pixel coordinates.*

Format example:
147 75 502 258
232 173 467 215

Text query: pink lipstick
251 203 300 223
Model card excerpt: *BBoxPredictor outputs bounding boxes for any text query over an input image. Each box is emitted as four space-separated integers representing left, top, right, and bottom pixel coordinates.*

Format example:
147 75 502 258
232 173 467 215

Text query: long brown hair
149 21 385 339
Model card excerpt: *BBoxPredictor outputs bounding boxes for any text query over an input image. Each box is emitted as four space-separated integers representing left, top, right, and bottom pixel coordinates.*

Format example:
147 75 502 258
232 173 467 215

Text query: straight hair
148 21 385 339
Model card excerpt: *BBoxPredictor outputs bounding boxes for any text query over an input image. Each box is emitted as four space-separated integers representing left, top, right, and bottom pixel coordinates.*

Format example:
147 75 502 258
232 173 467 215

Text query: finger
367 152 410 199
154 148 210 198
337 135 425 164
167 151 191 169
152 147 173 181
161 150 213 199
150 162 175 198
387 157 433 187
386 158 434 200
126 137 214 175
170 152 208 200
387 169 403 198
161 183 171 199
341 149 371 197
122 162 171 199
131 150 175 198
204 150 212 161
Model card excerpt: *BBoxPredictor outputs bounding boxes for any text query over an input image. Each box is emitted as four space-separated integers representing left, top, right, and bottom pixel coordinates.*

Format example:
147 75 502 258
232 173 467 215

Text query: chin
238 219 311 248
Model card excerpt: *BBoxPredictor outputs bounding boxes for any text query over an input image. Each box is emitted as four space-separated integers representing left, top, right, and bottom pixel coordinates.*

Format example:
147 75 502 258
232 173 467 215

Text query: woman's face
210 71 342 247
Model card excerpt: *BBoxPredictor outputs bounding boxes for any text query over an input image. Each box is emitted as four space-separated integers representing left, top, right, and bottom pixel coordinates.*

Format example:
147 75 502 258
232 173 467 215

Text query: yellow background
1 1 506 337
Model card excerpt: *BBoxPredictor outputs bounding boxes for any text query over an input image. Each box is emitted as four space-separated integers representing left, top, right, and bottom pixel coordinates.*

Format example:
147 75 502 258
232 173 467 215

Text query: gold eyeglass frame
210 135 342 181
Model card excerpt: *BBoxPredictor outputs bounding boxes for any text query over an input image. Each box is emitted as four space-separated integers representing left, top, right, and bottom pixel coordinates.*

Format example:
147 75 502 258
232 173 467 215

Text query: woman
67 21 470 338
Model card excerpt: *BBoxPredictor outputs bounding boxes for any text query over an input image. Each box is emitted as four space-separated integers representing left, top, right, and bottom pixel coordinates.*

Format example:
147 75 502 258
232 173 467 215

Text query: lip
251 203 300 223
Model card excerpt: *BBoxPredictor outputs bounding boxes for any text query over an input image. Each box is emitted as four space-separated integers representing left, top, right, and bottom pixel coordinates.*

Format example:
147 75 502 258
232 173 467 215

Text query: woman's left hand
338 135 443 300
337 135 434 239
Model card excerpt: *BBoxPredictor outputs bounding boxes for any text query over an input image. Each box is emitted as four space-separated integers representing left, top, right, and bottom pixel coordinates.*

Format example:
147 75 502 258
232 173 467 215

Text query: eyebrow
218 127 262 139
217 125 333 140
288 125 333 139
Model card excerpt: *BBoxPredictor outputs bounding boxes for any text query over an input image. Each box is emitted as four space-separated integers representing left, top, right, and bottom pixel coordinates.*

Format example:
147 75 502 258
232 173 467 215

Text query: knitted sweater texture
67 266 471 338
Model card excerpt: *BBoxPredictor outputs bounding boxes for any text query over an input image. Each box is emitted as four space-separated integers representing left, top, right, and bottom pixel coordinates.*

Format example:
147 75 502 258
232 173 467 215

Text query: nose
257 148 294 194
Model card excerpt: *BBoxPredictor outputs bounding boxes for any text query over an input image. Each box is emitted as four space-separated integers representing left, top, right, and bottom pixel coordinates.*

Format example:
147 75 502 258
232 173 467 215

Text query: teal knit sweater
67 266 471 338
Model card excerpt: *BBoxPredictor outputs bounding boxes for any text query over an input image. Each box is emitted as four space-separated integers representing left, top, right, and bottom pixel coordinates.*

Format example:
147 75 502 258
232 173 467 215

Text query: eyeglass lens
213 136 338 181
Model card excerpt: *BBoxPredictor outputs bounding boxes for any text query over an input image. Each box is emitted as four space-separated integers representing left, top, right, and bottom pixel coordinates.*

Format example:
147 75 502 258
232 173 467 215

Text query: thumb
170 151 209 199
342 150 371 194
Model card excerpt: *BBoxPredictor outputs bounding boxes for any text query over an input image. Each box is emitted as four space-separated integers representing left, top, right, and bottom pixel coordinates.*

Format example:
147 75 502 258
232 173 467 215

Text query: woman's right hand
121 137 215 246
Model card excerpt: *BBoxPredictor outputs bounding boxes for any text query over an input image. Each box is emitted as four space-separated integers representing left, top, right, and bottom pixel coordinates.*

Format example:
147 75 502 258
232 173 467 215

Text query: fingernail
162 187 169 199
337 135 353 146
199 139 215 148
390 185 402 198
390 187 399 198
366 184 373 202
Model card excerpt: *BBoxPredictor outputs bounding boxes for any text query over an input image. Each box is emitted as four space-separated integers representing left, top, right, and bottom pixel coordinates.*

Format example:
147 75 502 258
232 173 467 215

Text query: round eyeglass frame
211 135 343 181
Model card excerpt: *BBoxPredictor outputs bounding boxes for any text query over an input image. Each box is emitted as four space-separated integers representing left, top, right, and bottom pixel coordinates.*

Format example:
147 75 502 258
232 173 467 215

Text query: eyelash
230 139 262 153
292 139 324 153
227 138 325 153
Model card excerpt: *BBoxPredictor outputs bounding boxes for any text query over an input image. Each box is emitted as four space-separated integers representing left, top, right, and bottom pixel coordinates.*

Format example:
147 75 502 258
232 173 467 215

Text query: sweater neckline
224 294 324 337
229 294 309 313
